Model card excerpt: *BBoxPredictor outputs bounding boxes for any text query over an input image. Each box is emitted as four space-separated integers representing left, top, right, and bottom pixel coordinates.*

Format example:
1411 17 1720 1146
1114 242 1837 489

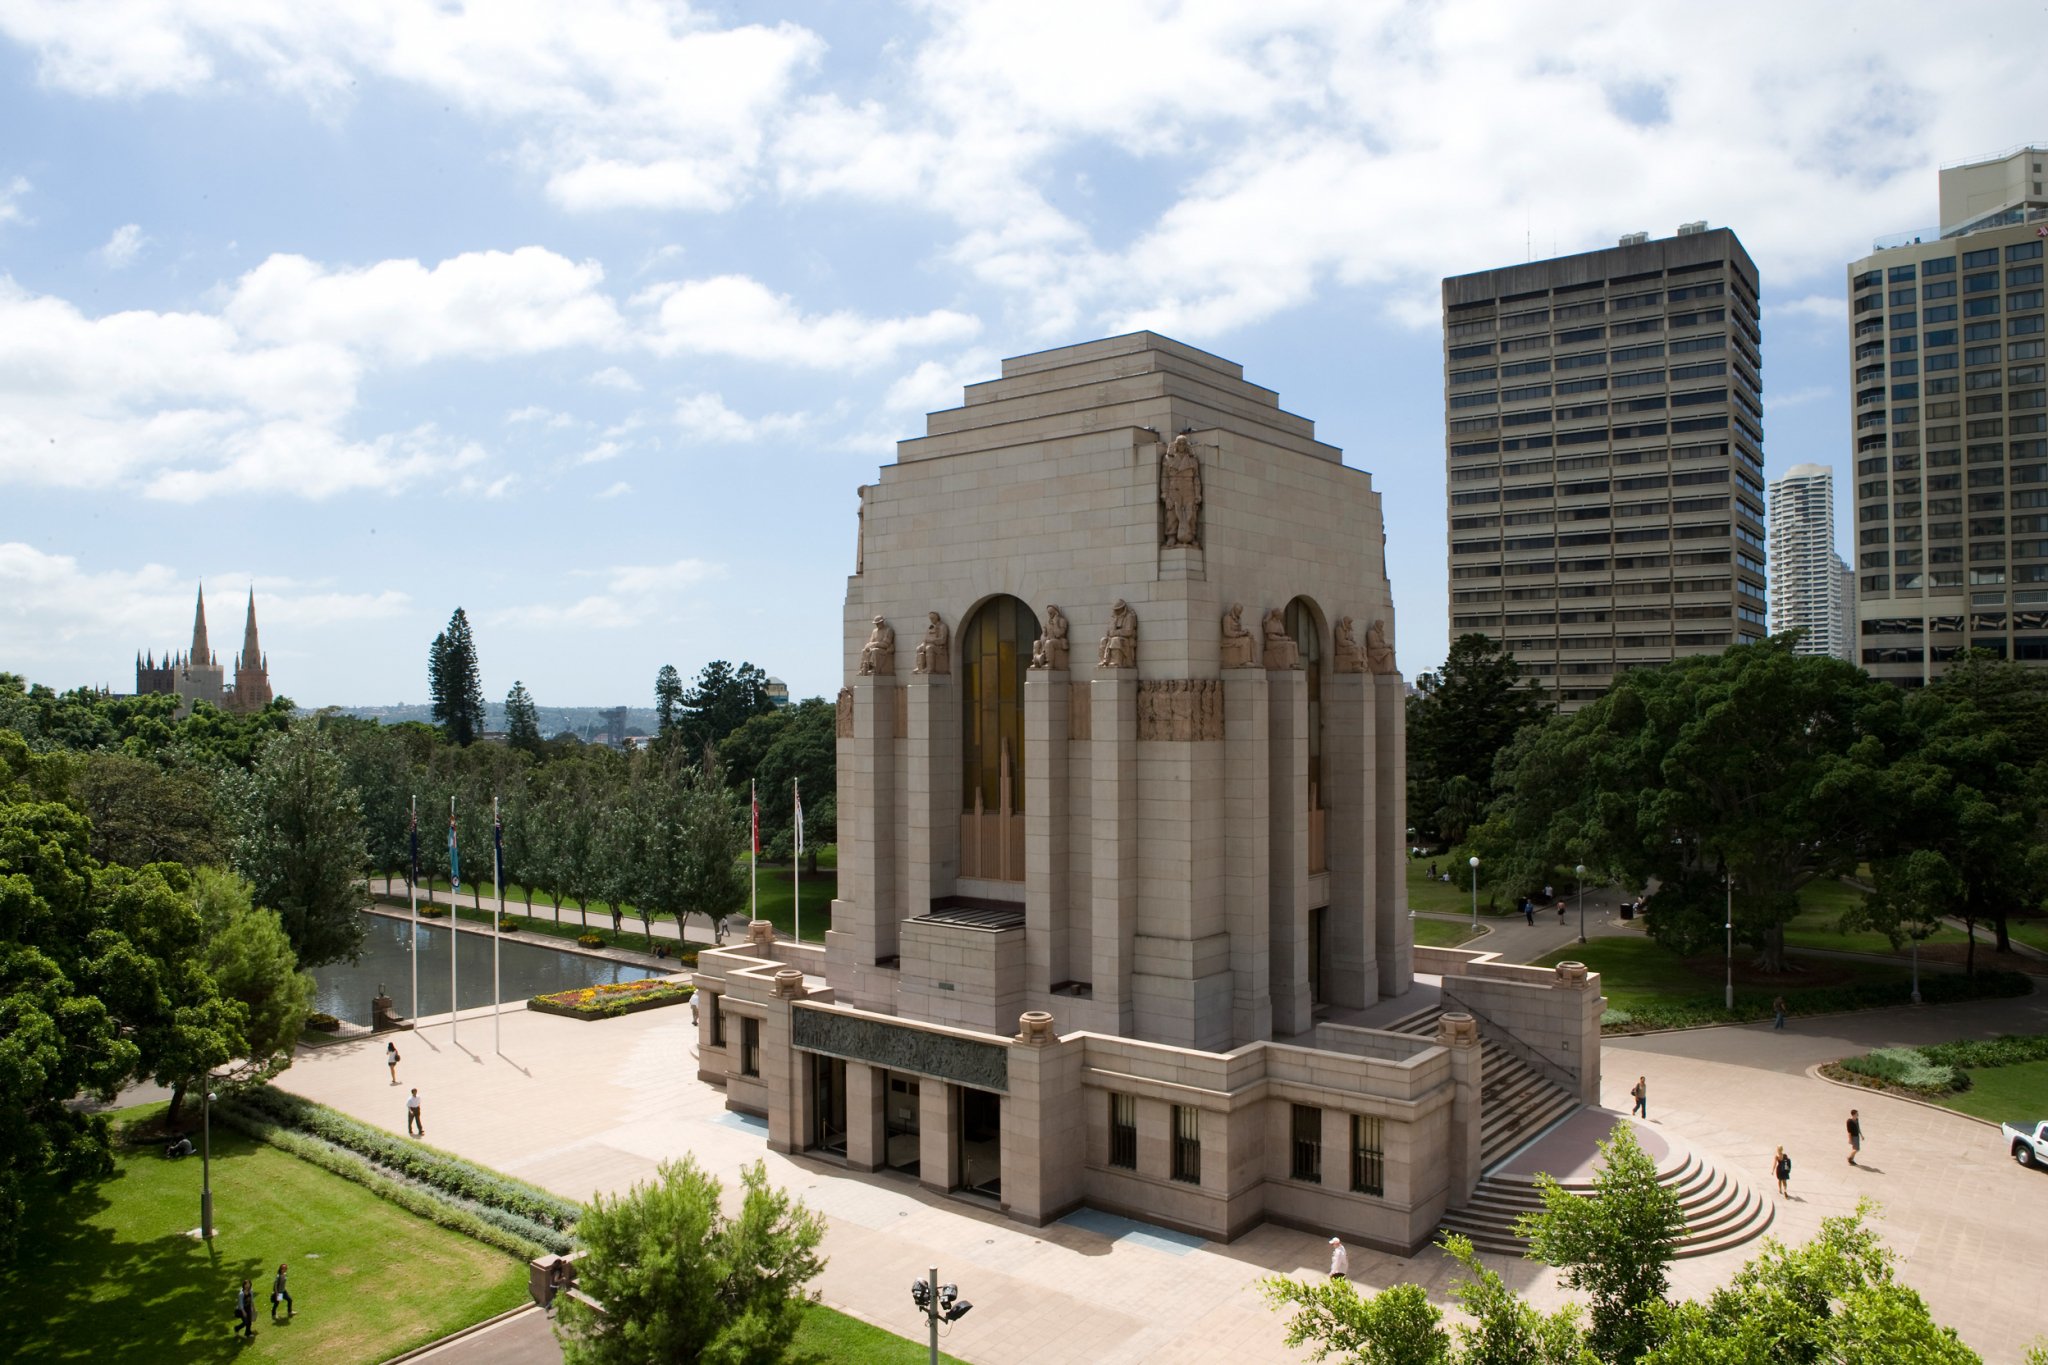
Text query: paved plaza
277 986 2048 1364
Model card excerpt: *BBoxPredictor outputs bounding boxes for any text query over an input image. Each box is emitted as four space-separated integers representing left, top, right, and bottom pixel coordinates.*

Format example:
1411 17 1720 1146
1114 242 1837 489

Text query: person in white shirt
1328 1236 1349 1279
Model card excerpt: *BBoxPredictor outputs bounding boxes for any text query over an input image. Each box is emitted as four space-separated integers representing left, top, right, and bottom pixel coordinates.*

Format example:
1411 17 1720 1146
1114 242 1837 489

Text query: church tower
232 587 274 713
173 583 227 711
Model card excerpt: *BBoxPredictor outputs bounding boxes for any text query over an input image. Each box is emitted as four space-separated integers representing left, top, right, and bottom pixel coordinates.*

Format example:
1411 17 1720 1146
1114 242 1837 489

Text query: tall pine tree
505 680 543 755
654 663 683 739
428 608 487 746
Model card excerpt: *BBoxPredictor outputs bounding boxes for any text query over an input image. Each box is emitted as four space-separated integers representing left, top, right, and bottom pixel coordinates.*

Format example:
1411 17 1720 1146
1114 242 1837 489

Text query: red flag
751 781 760 856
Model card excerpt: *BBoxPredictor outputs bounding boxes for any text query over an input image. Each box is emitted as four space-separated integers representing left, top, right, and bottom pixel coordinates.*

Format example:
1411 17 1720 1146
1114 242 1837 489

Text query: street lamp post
1724 872 1735 1011
201 1088 217 1240
1469 855 1481 931
1576 863 1587 944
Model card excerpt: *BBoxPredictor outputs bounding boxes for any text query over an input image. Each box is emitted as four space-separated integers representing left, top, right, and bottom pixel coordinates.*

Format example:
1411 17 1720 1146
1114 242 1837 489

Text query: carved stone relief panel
1136 679 1224 740
792 1005 1010 1092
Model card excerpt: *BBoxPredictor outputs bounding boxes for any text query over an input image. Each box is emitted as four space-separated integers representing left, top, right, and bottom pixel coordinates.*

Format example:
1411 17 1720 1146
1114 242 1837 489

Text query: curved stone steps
1380 1006 1581 1170
1441 1146 1775 1259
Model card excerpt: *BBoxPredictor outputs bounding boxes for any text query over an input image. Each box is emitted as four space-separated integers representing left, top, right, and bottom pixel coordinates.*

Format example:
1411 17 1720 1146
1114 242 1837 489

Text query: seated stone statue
913 612 949 674
1333 615 1368 673
1030 604 1069 670
1097 599 1137 670
1367 618 1396 675
1220 602 1257 668
858 615 896 675
1261 606 1299 670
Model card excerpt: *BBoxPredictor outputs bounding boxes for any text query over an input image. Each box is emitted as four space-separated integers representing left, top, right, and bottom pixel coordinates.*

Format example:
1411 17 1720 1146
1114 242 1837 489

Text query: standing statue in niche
1097 599 1138 670
1333 616 1368 673
835 687 854 737
854 484 869 575
1261 606 1299 670
1219 602 1257 668
1029 605 1069 670
912 612 950 674
1366 618 1397 676
858 615 895 676
1159 433 1203 547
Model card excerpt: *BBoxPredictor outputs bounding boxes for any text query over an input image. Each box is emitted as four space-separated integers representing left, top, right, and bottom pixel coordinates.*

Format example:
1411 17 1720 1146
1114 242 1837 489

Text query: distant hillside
332 703 661 740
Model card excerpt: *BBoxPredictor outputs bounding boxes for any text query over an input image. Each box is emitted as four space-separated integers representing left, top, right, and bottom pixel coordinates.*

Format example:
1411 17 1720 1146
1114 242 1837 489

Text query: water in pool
312 912 658 1025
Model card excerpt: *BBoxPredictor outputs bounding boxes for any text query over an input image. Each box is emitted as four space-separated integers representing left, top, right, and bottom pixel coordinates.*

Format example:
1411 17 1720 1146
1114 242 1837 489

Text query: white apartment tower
1768 464 1851 660
1848 145 2048 683
1442 226 1769 710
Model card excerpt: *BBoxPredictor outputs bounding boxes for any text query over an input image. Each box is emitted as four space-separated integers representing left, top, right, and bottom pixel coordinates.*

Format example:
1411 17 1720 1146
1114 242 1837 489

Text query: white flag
793 780 804 856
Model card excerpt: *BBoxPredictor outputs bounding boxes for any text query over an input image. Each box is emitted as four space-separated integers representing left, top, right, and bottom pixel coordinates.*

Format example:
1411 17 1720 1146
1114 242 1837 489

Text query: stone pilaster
1222 670 1272 1044
905 675 957 922
1320 671 1376 1011
829 677 898 981
1372 672 1411 996
1088 674 1138 1037
919 1081 963 1195
1266 668 1311 1036
1000 1015 1084 1224
1438 1011 1483 1205
845 1061 886 1173
1024 671 1070 999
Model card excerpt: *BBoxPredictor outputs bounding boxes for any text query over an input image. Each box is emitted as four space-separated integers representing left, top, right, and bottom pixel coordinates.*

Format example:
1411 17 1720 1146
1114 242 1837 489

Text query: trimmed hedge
1601 970 2032 1034
1828 1031 2048 1100
228 1085 581 1231
1918 1033 2048 1070
1838 1046 1966 1093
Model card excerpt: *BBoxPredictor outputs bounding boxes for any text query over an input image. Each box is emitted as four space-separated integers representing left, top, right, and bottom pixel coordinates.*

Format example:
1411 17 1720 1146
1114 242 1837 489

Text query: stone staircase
1382 1005 1774 1259
1382 1006 1579 1170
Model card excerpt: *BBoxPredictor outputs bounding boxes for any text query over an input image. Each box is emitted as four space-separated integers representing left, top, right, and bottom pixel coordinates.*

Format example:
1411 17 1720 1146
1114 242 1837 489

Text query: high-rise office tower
1769 463 1852 660
1849 145 2048 684
1442 226 1768 708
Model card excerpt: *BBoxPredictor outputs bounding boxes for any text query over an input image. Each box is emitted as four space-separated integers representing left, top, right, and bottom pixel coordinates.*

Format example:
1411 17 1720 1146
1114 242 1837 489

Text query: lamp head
1576 864 1585 875
1468 855 1479 868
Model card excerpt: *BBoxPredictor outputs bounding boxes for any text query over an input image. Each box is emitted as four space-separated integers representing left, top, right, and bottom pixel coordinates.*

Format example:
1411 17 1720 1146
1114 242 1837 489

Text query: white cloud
487 556 725 630
1770 295 1847 324
0 541 407 668
574 439 625 465
587 365 641 392
641 274 980 369
595 480 631 499
1 175 34 226
881 349 999 415
226 247 624 364
98 223 145 268
673 392 808 444
143 424 486 502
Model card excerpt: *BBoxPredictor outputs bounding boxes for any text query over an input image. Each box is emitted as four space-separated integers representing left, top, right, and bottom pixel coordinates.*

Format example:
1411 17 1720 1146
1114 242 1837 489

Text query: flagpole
492 794 503 1056
449 795 459 1046
408 795 418 1024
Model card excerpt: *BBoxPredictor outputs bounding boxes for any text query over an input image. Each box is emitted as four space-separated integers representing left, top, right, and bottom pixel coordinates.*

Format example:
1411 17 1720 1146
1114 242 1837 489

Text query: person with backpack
1630 1075 1648 1118
1773 1146 1791 1196
386 1040 401 1084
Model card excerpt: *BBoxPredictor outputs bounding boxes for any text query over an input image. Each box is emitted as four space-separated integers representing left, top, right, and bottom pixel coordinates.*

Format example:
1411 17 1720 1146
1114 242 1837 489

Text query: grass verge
1412 917 1486 949
1 1102 528 1364
794 1302 974 1364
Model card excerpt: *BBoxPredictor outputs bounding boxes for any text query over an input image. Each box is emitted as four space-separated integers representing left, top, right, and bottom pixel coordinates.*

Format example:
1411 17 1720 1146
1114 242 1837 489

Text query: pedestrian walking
1846 1109 1862 1165
406 1087 424 1137
1543 884 1553 902
1773 1146 1791 1197
611 906 623 935
386 1040 401 1084
1630 1075 1648 1118
271 1263 293 1321
1771 995 1788 1031
1522 897 1534 927
1327 1236 1349 1280
233 1278 257 1338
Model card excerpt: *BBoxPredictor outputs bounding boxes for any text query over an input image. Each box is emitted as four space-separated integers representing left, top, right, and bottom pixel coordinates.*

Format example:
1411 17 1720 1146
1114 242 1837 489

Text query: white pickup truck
2005 1119 2048 1169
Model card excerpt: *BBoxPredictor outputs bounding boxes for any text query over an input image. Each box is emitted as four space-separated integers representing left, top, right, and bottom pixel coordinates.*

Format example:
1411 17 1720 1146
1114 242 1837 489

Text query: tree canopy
428 607 487 746
505 680 543 756
225 721 367 968
1407 634 1551 845
676 660 773 757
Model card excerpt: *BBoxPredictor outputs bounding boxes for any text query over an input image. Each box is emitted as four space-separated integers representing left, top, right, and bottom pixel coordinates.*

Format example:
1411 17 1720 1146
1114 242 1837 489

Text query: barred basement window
740 1016 760 1076
1171 1105 1201 1184
1291 1104 1322 1183
1109 1094 1137 1170
1350 1114 1385 1196
709 991 726 1047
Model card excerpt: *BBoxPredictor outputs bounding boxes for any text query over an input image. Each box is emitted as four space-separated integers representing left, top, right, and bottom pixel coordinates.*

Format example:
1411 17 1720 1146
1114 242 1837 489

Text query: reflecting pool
311 912 658 1025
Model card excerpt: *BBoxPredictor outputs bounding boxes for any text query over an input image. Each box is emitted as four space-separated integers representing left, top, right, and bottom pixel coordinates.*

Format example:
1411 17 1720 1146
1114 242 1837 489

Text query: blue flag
449 816 461 890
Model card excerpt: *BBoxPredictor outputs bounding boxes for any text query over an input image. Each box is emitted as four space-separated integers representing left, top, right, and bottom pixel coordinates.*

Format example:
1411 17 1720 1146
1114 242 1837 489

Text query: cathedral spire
239 587 262 671
191 583 212 666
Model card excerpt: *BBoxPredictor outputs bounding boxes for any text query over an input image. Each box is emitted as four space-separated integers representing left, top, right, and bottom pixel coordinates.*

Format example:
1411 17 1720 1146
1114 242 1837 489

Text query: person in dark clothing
1773 1146 1791 1196
1631 1075 1648 1118
1847 1109 1863 1165
271 1264 293 1321
233 1279 257 1338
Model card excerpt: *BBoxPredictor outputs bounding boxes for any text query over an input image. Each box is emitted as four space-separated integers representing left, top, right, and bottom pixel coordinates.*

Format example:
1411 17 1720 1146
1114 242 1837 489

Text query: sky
0 1 2038 709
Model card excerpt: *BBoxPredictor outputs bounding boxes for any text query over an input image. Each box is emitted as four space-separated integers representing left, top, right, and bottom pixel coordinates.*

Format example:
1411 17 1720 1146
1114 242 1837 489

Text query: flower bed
528 978 693 1021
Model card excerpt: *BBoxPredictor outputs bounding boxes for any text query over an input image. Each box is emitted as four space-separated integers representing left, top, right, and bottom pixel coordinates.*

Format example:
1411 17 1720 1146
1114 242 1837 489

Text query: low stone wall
1418 946 1604 1104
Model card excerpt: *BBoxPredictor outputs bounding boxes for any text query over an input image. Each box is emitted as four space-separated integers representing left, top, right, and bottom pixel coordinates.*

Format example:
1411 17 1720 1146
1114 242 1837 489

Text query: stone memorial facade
692 333 1600 1254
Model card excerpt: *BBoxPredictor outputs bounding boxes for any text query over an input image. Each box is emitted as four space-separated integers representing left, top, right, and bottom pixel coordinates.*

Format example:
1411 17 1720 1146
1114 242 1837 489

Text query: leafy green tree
505 680 544 756
678 660 773 756
319 712 424 887
428 607 488 746
654 663 684 739
721 697 836 871
226 722 367 968
1407 635 1551 844
1642 1204 1978 1365
68 750 224 869
557 1156 825 1365
191 867 314 1091
1265 1234 1591 1365
1514 1123 1683 1363
1479 638 1889 971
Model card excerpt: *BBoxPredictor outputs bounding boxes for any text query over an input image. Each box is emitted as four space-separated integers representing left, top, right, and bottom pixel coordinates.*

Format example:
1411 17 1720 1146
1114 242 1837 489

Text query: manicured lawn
1933 1058 2048 1124
1413 916 1485 949
795 1303 972 1364
2 1104 529 1363
2008 917 2048 955
1533 936 1919 1013
1781 877 1968 957
1407 852 1511 917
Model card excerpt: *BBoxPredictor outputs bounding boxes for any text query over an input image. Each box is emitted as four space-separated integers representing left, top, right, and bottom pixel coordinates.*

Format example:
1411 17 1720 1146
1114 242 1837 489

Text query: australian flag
449 815 461 890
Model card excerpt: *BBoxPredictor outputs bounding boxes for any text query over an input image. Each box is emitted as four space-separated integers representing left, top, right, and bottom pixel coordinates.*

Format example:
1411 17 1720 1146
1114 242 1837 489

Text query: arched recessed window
1285 597 1324 801
959 596 1037 881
